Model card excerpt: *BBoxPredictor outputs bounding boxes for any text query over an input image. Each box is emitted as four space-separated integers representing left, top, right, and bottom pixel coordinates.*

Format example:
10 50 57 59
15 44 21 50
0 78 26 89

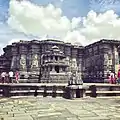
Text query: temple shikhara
0 39 120 83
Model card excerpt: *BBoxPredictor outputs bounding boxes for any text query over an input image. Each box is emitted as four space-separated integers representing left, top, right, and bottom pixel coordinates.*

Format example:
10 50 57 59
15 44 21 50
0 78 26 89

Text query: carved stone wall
1 39 120 83
83 40 120 83
1 39 83 83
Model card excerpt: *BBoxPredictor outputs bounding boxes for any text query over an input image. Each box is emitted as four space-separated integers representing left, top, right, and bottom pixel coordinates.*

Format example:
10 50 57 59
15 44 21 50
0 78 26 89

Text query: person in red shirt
117 69 120 84
15 71 19 83
108 71 116 84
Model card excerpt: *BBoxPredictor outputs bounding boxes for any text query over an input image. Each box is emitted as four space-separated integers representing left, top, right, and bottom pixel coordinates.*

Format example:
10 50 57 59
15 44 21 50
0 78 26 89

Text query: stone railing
0 83 87 99
0 83 120 98
0 84 65 98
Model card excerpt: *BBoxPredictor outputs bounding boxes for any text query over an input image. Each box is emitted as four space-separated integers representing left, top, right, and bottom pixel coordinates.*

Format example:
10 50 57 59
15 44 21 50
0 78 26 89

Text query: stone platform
1 97 120 120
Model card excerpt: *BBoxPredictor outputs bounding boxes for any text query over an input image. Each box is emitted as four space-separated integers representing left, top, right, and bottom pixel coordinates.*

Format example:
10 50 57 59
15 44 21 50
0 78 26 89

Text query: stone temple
0 39 120 83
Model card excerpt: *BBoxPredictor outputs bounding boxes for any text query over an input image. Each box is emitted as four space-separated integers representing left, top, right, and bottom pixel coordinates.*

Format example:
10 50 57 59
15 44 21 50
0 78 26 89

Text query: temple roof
41 39 64 44
85 39 120 49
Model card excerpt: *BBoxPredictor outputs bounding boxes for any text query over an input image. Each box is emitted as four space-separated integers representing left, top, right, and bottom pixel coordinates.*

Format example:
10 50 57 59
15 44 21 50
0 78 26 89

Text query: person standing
15 71 19 83
117 69 120 84
1 71 6 83
9 71 14 83
109 71 116 84
5 72 9 83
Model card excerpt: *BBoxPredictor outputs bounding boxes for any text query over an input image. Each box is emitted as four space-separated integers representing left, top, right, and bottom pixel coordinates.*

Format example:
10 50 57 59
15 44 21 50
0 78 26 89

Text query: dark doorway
55 56 58 61
76 89 80 98
55 66 59 73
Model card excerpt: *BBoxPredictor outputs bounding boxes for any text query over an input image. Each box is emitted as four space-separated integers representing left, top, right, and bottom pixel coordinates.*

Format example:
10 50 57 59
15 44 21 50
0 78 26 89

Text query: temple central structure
41 46 69 83
1 39 120 83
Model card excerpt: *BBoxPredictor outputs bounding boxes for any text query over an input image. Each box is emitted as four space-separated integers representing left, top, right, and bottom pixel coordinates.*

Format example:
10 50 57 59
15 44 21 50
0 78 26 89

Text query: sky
1 0 120 54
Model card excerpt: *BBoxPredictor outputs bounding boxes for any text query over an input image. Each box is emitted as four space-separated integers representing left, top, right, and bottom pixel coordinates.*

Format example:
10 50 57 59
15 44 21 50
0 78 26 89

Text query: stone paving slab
1 97 120 120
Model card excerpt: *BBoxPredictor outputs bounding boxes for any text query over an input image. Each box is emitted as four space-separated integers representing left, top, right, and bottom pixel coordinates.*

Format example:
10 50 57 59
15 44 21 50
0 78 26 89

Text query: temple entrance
55 66 59 73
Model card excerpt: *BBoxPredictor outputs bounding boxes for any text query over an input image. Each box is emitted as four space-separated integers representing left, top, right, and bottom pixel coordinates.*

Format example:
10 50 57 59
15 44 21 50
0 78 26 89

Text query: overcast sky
0 0 120 53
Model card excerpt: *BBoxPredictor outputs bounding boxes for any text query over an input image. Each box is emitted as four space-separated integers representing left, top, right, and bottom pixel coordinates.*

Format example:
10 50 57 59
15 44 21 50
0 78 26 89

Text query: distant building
0 39 120 83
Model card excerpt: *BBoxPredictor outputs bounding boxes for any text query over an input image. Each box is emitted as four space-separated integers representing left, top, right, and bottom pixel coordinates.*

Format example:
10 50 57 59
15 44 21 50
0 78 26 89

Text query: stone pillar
30 54 39 79
90 85 97 97
78 50 83 81
53 56 55 61
44 67 47 77
43 85 47 97
11 46 18 71
117 45 120 70
48 56 50 62
114 46 119 74
58 56 60 61
52 85 57 98
102 44 112 81
19 54 27 78
19 43 28 80
28 42 40 82
48 66 50 82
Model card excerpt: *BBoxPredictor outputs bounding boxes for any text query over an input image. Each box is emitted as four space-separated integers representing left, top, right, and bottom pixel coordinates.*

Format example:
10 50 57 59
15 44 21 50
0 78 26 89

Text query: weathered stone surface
0 97 120 120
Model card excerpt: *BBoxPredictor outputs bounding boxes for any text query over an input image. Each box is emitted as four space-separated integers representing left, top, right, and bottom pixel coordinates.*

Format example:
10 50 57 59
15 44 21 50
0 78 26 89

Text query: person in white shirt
9 71 14 83
1 72 6 83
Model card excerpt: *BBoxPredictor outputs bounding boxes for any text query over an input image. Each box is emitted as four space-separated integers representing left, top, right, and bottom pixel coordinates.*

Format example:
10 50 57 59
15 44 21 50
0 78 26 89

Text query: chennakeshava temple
1 39 120 83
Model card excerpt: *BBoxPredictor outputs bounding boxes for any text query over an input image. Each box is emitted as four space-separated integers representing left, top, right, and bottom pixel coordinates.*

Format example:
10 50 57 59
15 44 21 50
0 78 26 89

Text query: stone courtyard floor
0 97 120 120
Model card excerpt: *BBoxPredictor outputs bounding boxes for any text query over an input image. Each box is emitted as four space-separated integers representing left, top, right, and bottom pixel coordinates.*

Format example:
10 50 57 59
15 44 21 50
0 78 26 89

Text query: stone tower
41 46 69 83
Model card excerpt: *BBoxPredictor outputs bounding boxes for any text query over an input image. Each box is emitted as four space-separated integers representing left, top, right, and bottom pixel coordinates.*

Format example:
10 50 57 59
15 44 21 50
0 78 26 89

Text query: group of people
0 70 19 83
108 69 120 84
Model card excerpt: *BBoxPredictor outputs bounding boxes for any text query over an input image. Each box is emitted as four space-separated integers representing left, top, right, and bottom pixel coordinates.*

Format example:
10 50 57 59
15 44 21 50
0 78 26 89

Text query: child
15 71 19 83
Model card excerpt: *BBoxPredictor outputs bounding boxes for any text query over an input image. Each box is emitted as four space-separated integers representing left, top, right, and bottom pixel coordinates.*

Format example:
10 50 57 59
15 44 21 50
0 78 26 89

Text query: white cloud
64 31 86 46
8 0 84 45
71 17 81 29
81 10 120 43
8 0 71 37
0 22 30 55
7 0 120 47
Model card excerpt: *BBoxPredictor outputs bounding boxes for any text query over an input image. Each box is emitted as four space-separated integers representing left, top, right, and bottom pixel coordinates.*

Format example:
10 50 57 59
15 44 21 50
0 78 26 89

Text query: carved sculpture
20 55 26 69
31 54 39 68
68 72 83 85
